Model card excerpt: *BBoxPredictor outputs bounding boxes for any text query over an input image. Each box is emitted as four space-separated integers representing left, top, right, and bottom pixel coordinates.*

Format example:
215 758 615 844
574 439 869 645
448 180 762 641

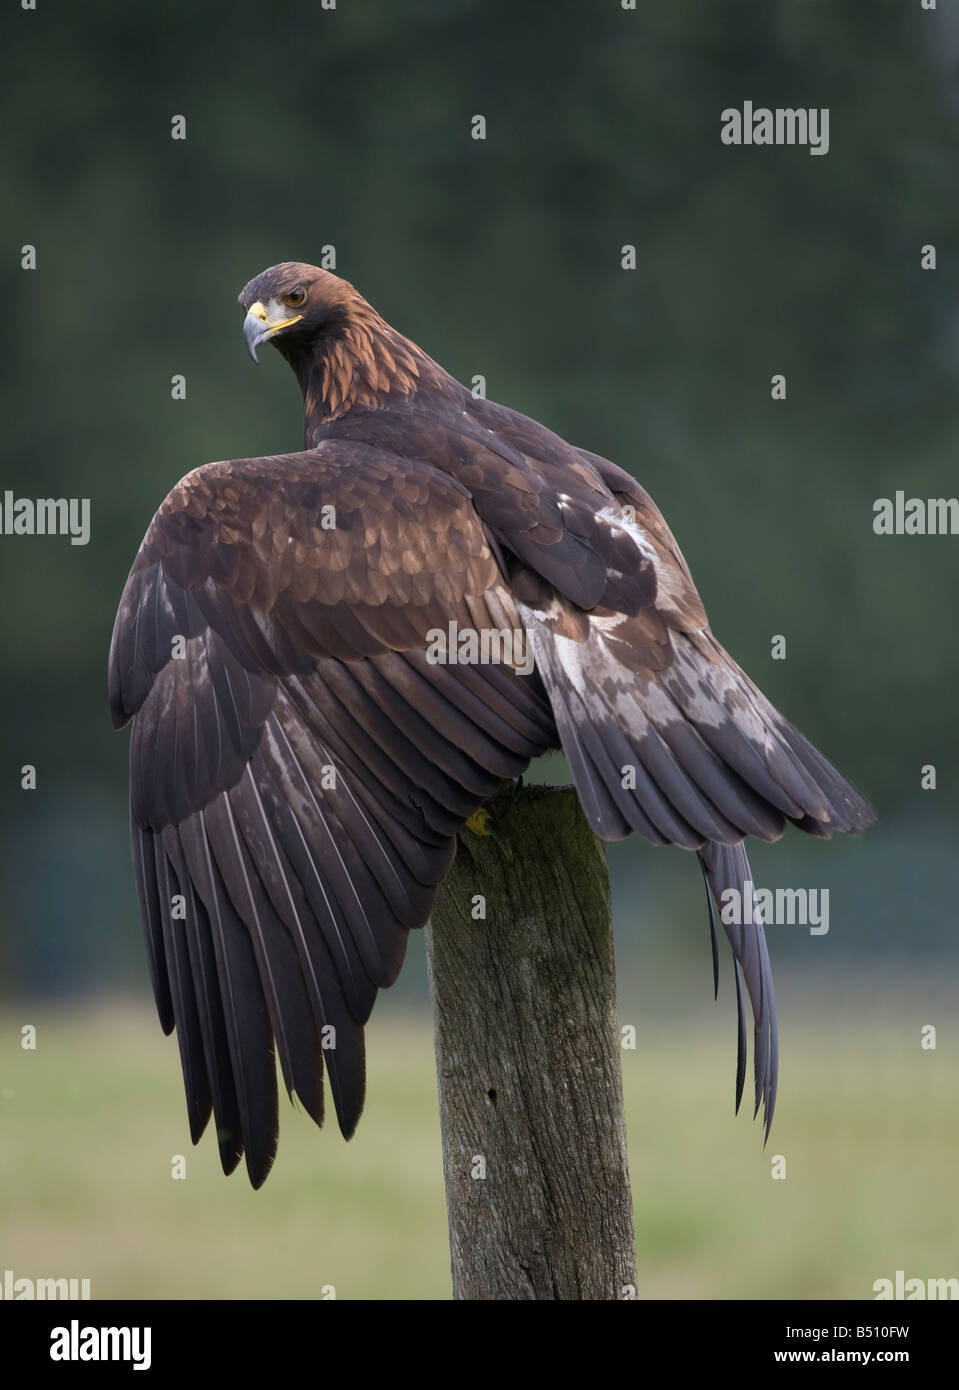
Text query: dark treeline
2 0 957 991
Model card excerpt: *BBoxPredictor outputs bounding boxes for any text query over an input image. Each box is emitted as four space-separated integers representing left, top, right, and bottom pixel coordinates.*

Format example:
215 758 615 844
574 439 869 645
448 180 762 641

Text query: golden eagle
109 262 875 1186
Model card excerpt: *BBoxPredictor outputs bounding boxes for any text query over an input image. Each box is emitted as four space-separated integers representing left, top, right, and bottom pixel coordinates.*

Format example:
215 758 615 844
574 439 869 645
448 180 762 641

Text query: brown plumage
109 261 875 1185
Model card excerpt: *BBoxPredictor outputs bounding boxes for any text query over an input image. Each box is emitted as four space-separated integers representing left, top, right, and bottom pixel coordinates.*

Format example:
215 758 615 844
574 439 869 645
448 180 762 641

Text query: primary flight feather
109 262 875 1186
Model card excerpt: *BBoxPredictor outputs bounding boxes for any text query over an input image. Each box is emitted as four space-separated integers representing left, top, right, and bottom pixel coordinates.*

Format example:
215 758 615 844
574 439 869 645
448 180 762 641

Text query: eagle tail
699 841 778 1137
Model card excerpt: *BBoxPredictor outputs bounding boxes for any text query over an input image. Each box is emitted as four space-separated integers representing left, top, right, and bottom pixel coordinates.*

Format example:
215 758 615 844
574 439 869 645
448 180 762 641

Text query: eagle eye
281 286 306 309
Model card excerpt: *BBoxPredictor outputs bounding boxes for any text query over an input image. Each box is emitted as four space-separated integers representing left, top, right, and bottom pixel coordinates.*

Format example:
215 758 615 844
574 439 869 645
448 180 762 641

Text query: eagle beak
243 300 304 363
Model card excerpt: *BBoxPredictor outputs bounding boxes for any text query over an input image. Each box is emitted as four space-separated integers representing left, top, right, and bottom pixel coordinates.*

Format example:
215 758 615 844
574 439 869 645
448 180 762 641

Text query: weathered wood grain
426 784 636 1300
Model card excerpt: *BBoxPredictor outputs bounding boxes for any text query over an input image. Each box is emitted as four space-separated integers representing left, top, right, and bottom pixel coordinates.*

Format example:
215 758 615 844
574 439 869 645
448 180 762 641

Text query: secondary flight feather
109 261 875 1186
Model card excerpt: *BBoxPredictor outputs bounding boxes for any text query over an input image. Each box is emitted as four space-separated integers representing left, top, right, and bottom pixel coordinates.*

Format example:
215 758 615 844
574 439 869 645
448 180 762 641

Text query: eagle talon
465 806 497 838
464 807 511 856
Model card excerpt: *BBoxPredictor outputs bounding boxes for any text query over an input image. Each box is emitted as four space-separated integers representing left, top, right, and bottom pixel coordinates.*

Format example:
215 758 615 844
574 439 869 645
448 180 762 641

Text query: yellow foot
465 807 495 836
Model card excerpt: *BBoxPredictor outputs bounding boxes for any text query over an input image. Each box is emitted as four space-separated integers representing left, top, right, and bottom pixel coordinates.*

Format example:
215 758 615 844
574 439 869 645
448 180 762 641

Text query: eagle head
238 261 352 362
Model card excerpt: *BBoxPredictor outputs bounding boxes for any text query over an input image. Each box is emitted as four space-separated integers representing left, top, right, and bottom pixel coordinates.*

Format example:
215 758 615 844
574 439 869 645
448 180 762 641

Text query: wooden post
425 784 637 1301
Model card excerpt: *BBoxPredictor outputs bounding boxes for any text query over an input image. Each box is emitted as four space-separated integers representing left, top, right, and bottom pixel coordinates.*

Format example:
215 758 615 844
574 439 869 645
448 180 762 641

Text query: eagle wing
507 441 875 1134
311 408 875 1139
109 443 555 1186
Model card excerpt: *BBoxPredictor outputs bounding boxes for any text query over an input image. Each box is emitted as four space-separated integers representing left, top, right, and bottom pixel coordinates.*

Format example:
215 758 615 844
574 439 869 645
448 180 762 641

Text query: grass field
1 972 954 1300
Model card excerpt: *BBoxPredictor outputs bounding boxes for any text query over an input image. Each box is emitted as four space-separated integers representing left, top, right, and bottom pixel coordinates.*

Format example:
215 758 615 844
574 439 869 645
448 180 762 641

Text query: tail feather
699 841 778 1138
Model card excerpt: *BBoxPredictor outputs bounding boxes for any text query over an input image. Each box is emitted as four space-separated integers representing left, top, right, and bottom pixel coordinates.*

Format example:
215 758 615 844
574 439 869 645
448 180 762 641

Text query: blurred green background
1 0 957 1299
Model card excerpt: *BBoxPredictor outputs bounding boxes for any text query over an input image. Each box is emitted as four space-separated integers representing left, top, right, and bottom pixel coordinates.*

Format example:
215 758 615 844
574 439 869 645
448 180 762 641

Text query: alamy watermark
0 1268 91 1299
874 1271 958 1300
50 1321 151 1371
721 102 829 157
720 879 829 936
0 491 90 545
873 491 959 535
425 621 534 676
